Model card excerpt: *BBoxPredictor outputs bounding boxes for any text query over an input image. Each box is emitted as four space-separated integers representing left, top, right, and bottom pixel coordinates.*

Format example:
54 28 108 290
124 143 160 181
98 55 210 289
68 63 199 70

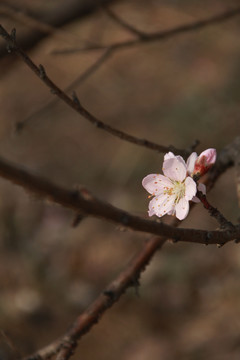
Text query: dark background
0 1 239 359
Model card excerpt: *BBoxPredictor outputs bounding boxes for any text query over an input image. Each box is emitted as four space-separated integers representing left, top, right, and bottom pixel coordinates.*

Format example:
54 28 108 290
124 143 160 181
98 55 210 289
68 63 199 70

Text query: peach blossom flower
193 148 217 176
142 148 216 220
142 152 197 220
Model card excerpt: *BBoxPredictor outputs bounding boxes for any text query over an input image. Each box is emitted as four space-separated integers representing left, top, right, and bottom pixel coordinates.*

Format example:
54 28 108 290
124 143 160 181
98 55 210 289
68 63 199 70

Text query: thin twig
0 25 190 157
15 48 113 132
51 6 240 54
103 6 148 39
22 236 167 360
0 4 98 48
197 190 234 230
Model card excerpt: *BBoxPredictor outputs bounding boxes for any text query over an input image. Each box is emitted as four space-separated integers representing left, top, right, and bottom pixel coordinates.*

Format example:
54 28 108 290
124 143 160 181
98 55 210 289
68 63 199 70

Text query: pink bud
193 148 217 176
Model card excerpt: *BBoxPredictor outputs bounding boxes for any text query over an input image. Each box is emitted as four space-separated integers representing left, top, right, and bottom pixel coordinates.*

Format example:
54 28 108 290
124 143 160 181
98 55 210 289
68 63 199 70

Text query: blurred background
0 0 240 359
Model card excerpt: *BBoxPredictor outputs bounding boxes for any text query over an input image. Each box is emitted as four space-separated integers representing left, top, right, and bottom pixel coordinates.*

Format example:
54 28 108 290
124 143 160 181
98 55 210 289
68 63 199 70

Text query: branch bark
0 153 237 245
51 6 240 54
23 236 166 360
0 24 192 157
0 0 117 57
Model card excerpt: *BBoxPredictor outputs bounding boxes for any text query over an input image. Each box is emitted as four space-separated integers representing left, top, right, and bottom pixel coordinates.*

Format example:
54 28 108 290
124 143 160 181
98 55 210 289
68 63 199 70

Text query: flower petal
175 198 189 220
142 174 173 195
186 152 197 175
198 183 206 194
193 148 217 176
148 193 175 217
192 183 206 203
198 148 217 165
184 176 197 200
163 157 187 182
164 152 175 161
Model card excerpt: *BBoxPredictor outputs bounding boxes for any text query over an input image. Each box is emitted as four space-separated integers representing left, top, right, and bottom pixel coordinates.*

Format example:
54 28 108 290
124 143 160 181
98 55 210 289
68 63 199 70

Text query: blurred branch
197 191 234 231
0 151 237 245
103 5 148 39
0 25 191 157
23 236 167 360
207 137 240 189
0 0 117 57
0 3 98 48
51 6 240 54
16 48 114 132
20 139 240 360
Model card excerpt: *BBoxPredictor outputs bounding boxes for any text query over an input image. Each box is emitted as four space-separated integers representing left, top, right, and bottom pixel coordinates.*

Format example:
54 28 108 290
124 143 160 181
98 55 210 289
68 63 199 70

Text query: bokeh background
0 0 240 359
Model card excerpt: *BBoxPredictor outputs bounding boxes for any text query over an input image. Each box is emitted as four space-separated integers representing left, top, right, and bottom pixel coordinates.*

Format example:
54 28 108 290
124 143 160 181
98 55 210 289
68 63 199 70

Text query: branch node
72 213 85 227
94 120 103 128
120 214 130 226
39 64 46 79
72 91 81 107
217 242 226 248
10 28 16 41
205 231 212 245
14 121 24 133
103 289 116 300
130 277 141 296
50 88 57 95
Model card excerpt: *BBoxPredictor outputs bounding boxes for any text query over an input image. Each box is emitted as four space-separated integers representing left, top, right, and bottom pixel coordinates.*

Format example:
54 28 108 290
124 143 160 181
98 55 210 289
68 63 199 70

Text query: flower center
165 181 185 204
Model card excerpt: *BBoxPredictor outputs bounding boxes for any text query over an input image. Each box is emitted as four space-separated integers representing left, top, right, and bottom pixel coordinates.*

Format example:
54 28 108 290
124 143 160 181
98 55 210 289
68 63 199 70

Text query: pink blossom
142 152 197 220
193 148 217 176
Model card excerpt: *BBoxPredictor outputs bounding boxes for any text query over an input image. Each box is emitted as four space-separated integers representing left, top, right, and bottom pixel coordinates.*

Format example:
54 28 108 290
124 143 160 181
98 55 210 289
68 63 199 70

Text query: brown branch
20 139 240 360
197 190 234 231
0 4 92 47
16 48 113 132
0 24 192 157
19 139 239 360
0 153 238 245
0 0 117 58
51 6 240 55
206 137 240 189
22 236 167 360
103 6 148 39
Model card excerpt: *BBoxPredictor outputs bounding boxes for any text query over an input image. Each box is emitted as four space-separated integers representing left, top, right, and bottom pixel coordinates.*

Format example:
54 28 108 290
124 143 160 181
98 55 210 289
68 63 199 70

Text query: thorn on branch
217 242 226 248
72 91 81 107
39 64 46 79
6 28 16 53
130 277 141 297
93 120 103 128
10 28 16 41
50 88 57 95
72 213 85 227
103 289 117 300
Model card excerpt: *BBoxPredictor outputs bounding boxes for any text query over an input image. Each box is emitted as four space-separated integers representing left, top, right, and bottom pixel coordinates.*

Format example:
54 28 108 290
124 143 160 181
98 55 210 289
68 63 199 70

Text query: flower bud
193 148 217 176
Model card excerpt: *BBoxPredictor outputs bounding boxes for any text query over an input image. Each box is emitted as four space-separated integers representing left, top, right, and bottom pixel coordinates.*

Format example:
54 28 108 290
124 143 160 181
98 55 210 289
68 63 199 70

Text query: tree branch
0 153 237 245
51 6 240 54
0 24 192 157
103 6 148 39
20 139 240 360
0 0 117 58
16 48 113 132
22 236 167 360
197 190 234 231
